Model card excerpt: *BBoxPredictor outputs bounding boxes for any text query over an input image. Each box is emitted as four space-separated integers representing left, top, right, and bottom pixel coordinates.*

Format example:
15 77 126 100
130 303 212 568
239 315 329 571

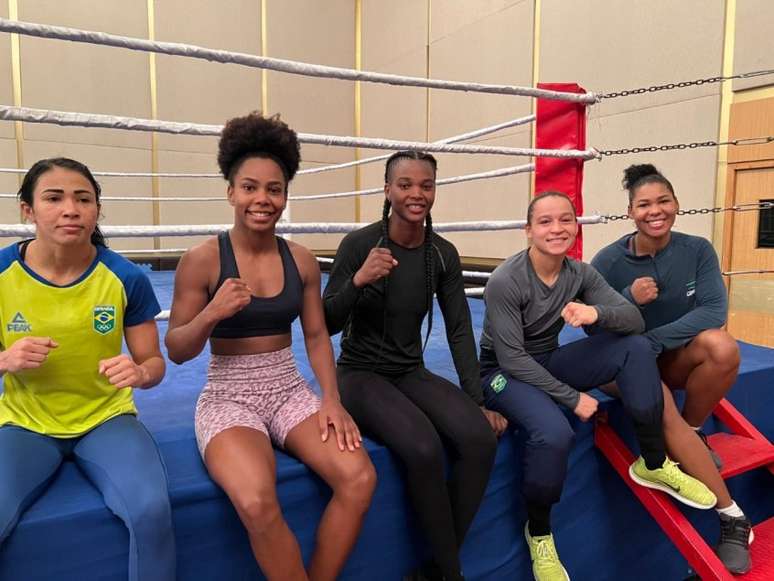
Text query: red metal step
595 419 774 581
709 432 774 479
713 399 774 478
736 517 774 580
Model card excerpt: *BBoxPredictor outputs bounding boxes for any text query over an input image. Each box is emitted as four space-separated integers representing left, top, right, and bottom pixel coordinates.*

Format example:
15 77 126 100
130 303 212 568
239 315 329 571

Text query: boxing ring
1 17 774 581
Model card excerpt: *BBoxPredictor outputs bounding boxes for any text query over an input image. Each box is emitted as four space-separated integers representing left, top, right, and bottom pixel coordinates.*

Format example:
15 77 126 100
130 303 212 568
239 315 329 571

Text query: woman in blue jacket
592 163 751 574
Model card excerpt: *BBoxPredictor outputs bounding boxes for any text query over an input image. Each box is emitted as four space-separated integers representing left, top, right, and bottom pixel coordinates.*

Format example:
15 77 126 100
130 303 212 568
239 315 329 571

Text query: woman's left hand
561 302 598 327
98 354 149 389
318 397 362 452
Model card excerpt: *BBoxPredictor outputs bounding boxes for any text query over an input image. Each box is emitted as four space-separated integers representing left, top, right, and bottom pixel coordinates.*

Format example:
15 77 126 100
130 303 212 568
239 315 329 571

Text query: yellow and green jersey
0 242 161 437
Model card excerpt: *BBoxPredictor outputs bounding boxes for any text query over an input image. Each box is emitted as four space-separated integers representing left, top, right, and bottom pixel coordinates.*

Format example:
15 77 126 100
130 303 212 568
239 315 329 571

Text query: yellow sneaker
524 524 570 581
629 457 717 509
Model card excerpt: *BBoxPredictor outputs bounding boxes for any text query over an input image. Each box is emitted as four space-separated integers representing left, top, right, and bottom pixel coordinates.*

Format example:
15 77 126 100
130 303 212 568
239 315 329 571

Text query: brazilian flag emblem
93 305 116 335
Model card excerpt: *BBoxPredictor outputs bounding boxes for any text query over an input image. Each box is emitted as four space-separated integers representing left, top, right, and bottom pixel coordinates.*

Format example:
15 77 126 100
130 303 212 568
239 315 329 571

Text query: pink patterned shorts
195 347 321 456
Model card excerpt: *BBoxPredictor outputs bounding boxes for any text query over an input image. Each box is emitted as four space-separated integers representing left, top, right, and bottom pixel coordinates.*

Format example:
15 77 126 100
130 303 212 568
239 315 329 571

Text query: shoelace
720 518 752 547
535 538 559 564
658 459 685 488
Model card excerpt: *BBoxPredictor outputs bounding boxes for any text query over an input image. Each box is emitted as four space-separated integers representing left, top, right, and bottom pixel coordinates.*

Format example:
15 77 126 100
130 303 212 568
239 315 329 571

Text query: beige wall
0 1 16 231
1 0 772 260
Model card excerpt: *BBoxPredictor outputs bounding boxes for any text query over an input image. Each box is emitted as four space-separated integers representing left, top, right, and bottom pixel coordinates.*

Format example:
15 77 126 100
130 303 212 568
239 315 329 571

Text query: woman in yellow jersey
0 158 175 581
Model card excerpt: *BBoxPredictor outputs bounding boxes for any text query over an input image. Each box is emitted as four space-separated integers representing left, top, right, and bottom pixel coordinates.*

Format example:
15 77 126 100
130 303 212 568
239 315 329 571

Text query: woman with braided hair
324 151 504 581
166 112 376 581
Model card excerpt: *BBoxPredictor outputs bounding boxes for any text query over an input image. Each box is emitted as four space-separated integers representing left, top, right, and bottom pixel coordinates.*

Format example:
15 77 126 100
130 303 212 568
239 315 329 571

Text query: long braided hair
382 151 438 351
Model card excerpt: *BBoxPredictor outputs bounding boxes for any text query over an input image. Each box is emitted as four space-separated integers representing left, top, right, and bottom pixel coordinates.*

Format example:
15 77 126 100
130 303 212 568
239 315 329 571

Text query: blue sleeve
124 269 162 327
101 250 162 327
644 241 727 353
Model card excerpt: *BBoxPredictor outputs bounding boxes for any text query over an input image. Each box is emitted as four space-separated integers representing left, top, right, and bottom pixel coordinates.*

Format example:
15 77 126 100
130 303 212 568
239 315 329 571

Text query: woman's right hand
630 276 659 305
352 247 398 288
203 278 252 322
0 336 58 372
573 392 598 422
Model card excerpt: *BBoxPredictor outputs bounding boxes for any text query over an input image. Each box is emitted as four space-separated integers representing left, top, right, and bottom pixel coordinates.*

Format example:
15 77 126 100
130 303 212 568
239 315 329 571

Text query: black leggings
338 366 497 580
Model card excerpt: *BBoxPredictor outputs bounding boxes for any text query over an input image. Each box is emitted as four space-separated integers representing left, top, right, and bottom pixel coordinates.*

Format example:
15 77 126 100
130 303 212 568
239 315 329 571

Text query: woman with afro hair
166 112 376 580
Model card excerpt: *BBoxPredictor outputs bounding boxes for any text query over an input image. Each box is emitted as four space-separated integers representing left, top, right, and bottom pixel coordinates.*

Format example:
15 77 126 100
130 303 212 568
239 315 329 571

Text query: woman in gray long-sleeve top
479 191 715 581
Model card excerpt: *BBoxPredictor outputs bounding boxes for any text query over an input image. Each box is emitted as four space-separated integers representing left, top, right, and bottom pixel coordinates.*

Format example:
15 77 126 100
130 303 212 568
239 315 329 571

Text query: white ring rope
0 19 597 104
125 251 493 283
0 106 598 160
292 163 535 201
0 163 534 203
298 114 537 176
0 168 223 178
117 248 187 255
0 114 536 180
153 286 486 320
462 270 492 281
0 193 223 202
0 216 606 238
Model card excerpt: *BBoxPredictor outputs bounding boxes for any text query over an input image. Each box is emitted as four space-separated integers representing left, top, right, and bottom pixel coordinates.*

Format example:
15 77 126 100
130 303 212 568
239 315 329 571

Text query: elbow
167 353 186 366
166 349 186 366
164 337 189 365
628 308 646 334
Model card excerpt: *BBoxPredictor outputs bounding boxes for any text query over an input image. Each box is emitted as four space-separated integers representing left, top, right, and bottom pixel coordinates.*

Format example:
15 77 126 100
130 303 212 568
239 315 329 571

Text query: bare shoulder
286 239 319 281
177 237 219 285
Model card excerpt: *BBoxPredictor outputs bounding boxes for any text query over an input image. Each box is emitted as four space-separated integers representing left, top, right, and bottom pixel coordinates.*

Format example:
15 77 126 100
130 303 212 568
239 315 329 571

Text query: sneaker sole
531 564 571 581
628 465 717 510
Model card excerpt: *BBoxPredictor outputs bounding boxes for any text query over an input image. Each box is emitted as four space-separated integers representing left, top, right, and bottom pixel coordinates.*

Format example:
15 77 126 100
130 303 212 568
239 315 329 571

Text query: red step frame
595 397 774 580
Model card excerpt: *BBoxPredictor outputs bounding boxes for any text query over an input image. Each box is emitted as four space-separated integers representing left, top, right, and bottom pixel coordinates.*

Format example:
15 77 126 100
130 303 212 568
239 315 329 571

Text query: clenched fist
574 392 598 422
204 278 253 322
630 276 658 305
0 336 58 373
353 247 398 288
99 354 149 389
561 302 598 328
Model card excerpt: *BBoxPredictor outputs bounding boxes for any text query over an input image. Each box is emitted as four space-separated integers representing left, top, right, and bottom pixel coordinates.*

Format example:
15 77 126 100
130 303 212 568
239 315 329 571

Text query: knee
621 335 655 359
401 434 445 475
697 330 740 371
529 422 574 458
125 488 172 531
457 421 498 466
233 489 283 535
332 460 377 511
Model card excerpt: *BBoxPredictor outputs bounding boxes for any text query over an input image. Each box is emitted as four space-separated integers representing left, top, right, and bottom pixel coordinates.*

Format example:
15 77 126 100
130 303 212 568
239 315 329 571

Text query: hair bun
622 163 661 190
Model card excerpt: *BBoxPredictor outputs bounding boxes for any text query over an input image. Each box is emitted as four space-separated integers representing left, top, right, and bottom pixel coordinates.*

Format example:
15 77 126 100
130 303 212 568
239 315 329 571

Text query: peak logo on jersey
93 305 116 335
686 280 696 297
6 312 31 333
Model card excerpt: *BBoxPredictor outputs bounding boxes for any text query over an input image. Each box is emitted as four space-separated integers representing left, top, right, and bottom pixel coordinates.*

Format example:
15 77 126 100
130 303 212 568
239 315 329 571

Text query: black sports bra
209 232 303 338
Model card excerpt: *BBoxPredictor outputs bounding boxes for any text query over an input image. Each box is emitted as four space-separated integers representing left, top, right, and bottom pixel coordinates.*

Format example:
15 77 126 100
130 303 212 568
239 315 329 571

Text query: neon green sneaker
524 524 570 581
629 457 717 509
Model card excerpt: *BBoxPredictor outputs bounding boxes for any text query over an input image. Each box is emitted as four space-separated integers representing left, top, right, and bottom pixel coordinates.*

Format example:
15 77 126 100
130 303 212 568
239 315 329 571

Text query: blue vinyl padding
1 271 772 580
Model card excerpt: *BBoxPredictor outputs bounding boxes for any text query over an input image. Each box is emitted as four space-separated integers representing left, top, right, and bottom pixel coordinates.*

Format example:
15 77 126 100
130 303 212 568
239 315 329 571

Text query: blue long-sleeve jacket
591 231 727 354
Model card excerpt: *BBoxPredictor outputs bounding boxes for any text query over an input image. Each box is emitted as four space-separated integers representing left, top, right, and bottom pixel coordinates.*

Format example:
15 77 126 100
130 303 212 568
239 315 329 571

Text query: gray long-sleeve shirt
480 250 645 409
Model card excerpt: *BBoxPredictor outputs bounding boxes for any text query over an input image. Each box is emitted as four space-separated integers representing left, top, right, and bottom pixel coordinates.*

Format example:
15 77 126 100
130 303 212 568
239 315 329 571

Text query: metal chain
599 136 774 157
599 68 774 100
603 200 774 222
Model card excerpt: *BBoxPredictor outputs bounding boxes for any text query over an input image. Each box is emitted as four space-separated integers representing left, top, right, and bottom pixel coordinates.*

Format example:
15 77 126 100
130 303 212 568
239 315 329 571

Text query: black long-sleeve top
323 222 483 404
